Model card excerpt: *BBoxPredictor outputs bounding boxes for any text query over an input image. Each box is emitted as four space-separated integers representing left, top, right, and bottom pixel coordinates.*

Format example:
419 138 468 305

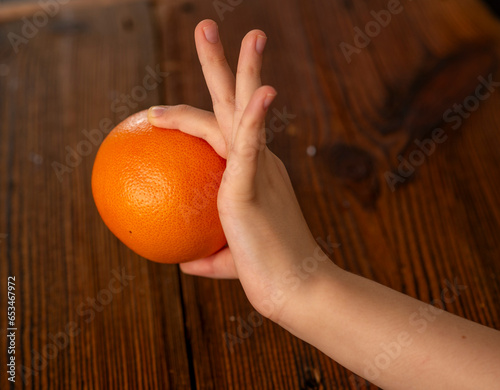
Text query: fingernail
263 93 276 109
203 23 219 44
256 35 267 54
149 106 168 118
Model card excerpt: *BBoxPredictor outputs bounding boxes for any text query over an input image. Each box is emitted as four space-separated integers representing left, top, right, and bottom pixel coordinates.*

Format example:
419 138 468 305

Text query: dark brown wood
0 1 191 389
1 0 500 389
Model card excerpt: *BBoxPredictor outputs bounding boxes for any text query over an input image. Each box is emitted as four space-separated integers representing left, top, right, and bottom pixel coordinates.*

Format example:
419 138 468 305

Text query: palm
148 20 317 318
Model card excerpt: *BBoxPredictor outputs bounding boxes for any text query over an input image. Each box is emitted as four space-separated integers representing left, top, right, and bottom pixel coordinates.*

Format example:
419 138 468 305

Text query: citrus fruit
92 110 227 263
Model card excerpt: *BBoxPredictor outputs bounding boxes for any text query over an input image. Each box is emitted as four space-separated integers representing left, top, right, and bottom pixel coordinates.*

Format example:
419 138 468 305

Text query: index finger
195 20 236 144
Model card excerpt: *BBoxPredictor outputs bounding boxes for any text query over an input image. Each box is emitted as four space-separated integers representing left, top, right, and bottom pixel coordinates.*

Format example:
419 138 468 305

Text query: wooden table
1 0 500 388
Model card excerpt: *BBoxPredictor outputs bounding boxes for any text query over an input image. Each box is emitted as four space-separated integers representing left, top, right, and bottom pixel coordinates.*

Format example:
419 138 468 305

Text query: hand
148 20 330 321
149 23 500 390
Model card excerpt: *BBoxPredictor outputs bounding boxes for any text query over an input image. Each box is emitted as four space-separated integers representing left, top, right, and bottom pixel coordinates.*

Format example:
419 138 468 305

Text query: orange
92 110 227 263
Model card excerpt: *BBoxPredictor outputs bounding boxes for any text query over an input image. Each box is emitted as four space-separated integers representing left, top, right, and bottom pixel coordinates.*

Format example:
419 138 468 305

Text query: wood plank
0 2 191 389
154 0 500 388
1 0 499 388
0 0 151 24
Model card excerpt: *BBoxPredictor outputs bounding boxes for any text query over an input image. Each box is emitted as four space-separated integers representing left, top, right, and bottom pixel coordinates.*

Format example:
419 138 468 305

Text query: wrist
261 248 343 329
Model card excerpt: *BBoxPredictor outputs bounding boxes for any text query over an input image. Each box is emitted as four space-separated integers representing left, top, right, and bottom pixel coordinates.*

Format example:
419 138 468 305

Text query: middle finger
233 30 267 133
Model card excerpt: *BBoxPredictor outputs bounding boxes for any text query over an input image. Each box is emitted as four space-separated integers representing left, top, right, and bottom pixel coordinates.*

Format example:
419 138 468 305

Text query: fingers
148 105 227 158
233 30 267 133
227 86 277 196
233 86 277 159
195 20 236 142
179 247 238 279
195 20 270 152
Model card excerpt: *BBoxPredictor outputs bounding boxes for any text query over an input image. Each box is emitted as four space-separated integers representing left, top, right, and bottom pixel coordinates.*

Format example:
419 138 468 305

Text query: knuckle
174 104 190 113
239 114 259 131
233 101 246 113
274 155 285 168
236 140 260 161
213 55 229 66
211 94 235 108
201 54 228 68
277 159 288 174
236 65 260 80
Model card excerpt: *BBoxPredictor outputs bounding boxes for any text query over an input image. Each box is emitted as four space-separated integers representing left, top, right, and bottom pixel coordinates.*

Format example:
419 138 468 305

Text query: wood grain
0 2 191 389
154 0 500 388
1 0 499 389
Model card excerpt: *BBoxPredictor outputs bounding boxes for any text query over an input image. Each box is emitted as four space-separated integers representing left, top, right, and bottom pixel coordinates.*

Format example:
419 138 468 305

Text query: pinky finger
179 247 238 279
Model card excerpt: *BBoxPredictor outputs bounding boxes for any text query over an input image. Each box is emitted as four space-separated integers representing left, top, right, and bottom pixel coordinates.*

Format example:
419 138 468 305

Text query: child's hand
148 20 331 321
148 20 500 389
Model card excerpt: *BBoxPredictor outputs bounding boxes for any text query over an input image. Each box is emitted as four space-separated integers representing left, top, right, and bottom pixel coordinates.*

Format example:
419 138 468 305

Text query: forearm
277 260 500 389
